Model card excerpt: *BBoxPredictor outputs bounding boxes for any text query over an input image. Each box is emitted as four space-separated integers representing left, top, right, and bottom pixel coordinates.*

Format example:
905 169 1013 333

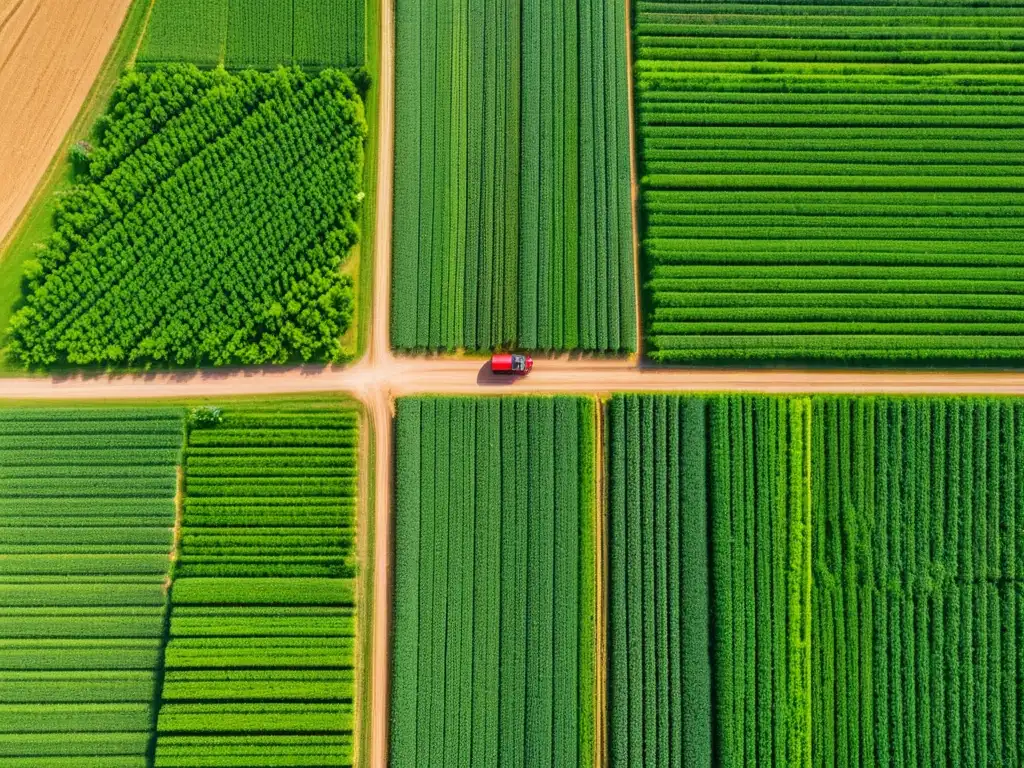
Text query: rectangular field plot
635 0 1024 365
294 0 365 69
392 0 635 353
225 0 293 70
138 0 228 66
154 405 361 768
607 394 1024 766
390 396 598 766
0 407 182 765
140 0 364 68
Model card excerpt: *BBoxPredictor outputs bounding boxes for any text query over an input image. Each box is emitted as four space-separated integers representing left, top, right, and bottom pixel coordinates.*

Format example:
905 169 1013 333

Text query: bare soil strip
367 391 393 768
354 404 375 768
4 359 1024 401
0 0 133 244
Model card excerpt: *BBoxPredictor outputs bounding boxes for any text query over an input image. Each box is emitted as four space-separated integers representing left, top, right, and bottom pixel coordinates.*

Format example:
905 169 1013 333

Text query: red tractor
490 353 533 375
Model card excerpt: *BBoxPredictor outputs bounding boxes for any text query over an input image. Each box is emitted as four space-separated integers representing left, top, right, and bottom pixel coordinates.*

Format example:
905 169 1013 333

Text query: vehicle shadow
475 362 516 387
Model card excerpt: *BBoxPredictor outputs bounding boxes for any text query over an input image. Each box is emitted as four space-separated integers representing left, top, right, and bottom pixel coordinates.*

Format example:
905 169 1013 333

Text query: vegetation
634 0 1024 364
8 66 366 368
607 394 1023 766
139 0 227 66
155 405 361 767
390 396 597 766
0 407 182 765
139 0 364 69
811 396 1023 768
606 395 712 767
391 0 635 353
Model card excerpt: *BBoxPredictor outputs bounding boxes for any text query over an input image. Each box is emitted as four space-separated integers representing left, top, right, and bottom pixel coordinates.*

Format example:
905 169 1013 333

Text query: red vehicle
490 353 533 375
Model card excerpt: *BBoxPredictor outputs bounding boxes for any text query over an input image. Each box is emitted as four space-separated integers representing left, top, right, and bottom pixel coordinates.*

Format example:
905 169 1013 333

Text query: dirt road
0 0 133 245
366 0 395 760
5 358 1024 401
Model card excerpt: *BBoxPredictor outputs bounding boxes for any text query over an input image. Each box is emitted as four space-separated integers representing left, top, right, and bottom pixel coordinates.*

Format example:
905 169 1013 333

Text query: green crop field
0 407 182 766
7 65 366 368
634 0 1024 364
392 0 635 353
139 0 364 69
607 394 1023 766
390 396 598 766
154 405 362 768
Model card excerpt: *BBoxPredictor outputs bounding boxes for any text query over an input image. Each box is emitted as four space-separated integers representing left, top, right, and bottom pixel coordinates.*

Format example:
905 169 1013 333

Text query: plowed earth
0 0 133 245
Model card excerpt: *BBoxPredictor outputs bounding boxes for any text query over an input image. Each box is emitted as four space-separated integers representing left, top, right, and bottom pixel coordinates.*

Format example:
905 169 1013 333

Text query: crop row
635 0 1024 364
155 406 361 767
390 396 596 767
607 395 811 766
0 408 180 761
392 0 635 352
188 429 358 448
811 397 1023 766
140 0 363 69
607 395 713 766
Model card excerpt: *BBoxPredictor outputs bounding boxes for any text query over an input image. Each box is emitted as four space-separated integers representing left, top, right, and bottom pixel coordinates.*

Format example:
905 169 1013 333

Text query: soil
0 0 133 245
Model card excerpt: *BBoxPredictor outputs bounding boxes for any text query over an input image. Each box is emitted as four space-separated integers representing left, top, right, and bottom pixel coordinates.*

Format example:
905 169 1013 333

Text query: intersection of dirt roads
4 1 1024 766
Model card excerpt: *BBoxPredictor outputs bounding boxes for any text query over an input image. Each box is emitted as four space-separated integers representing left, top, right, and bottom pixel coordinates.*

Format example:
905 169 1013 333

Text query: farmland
0 407 182 767
634 0 1024 364
607 394 1023 766
391 0 635 353
139 0 364 69
7 65 366 368
811 396 1023 767
390 396 598 766
154 405 362 767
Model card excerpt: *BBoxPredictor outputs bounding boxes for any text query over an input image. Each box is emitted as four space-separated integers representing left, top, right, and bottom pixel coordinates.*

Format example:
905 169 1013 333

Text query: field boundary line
369 0 396 366
623 0 643 360
368 391 395 768
130 0 158 63
355 401 376 768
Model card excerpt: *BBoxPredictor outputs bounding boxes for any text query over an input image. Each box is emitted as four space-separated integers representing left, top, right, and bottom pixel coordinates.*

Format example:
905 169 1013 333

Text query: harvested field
0 0 133 246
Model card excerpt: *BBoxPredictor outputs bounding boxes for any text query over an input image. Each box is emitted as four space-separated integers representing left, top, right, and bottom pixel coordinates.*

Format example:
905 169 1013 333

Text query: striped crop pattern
0 407 183 767
390 396 598 766
392 0 635 353
154 406 361 768
607 394 1023 766
635 0 1024 364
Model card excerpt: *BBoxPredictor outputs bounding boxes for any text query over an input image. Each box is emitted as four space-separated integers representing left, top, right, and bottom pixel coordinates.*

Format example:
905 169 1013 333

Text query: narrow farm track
0 0 133 245
4 1 1024 767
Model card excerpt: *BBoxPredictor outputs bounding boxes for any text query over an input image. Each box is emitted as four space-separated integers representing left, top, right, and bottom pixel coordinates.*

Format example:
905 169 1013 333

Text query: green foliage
140 0 363 69
225 0 292 70
392 0 635 352
138 0 228 66
607 393 1024 767
294 0 365 69
635 0 1024 364
0 407 181 761
187 406 223 428
608 395 713 767
9 65 366 368
390 396 597 766
810 396 1024 768
155 406 360 767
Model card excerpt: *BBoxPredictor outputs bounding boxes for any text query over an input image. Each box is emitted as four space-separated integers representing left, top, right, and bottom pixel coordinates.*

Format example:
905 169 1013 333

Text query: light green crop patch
0 406 183 763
